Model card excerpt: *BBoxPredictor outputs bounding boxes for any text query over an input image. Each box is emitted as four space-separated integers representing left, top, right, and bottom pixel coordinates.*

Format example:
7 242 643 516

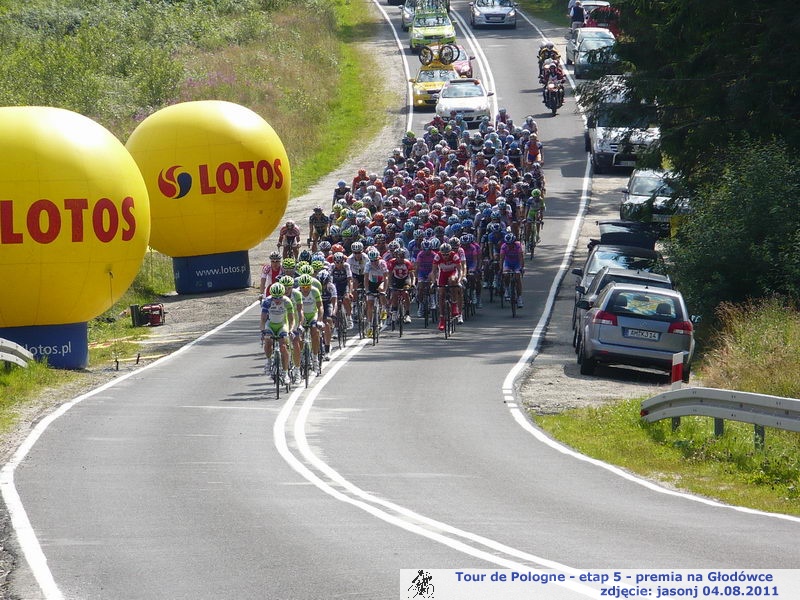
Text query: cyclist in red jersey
431 242 462 331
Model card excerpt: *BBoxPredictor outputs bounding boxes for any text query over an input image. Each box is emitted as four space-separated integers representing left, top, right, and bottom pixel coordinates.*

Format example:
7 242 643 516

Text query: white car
469 0 518 28
435 78 494 127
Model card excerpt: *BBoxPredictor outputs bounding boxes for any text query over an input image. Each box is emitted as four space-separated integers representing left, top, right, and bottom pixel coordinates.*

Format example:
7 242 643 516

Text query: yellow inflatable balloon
0 107 151 328
125 101 291 258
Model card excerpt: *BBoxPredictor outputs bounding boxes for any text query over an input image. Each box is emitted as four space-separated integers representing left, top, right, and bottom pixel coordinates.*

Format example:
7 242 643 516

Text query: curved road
6 4 800 599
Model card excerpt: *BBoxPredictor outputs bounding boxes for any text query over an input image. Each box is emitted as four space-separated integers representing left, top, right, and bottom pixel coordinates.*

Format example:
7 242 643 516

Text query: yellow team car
409 11 456 51
409 64 460 108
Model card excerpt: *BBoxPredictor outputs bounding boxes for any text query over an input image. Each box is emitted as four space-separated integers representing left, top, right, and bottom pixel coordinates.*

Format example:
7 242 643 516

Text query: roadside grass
534 298 800 515
517 0 567 30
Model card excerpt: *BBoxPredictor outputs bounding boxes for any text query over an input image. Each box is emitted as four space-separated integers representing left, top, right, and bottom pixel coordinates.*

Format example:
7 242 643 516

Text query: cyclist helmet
317 270 330 283
278 275 294 287
312 252 326 262
450 236 461 247
331 243 345 253
311 260 325 272
319 241 332 252
333 252 346 263
313 205 323 213
388 240 400 251
269 282 286 298
297 274 314 287
403 222 414 233
460 234 472 245
297 264 314 276
351 241 364 253
363 236 375 246
367 249 380 261
269 251 281 261
531 188 542 197
430 238 441 250
341 227 353 238
285 220 295 227
299 249 312 263
504 233 516 243
462 219 473 229
439 243 452 254
282 257 296 270
421 239 432 250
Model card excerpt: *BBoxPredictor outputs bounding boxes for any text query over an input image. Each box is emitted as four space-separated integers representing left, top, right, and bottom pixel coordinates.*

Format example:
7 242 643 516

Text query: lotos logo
156 159 285 198
158 166 193 199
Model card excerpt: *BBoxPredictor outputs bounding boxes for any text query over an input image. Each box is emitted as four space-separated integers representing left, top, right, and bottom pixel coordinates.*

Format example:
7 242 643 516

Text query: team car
435 78 494 126
469 0 518 28
409 64 460 108
409 10 456 51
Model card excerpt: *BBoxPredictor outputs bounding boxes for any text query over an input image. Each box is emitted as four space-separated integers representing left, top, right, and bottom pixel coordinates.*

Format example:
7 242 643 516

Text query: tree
585 0 800 184
667 141 800 320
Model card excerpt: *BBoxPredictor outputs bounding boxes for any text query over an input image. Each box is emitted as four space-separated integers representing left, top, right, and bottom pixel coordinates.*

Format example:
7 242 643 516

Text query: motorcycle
542 78 564 115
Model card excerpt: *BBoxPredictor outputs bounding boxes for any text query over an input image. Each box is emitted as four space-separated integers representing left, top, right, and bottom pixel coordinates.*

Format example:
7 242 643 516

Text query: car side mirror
690 315 702 324
620 187 628 193
575 285 586 294
488 91 495 96
409 78 416 83
572 268 583 276
576 300 591 310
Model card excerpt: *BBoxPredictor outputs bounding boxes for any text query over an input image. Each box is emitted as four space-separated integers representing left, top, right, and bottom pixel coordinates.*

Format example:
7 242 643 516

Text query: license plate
651 214 672 222
487 15 503 20
617 160 636 167
625 328 659 340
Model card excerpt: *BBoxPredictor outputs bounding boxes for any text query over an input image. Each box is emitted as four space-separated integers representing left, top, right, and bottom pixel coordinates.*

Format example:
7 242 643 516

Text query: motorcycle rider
542 62 566 106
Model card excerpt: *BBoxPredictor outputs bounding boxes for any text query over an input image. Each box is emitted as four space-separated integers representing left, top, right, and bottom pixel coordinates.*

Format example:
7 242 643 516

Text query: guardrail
640 387 800 449
0 337 35 369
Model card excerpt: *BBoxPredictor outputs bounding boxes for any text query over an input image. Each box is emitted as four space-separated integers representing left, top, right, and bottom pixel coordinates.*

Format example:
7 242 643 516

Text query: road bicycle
437 284 459 339
502 270 522 318
366 291 386 346
463 272 478 320
334 300 348 350
389 285 412 338
262 329 290 399
417 280 437 328
353 287 367 340
299 322 323 388
525 209 544 259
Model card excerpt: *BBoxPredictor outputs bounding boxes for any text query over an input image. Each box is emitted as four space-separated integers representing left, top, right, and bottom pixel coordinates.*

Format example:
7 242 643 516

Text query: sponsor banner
0 322 88 369
172 250 251 294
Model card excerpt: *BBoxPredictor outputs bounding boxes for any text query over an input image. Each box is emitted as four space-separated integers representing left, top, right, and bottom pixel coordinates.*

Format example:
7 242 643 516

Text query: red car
427 43 475 78
585 5 621 37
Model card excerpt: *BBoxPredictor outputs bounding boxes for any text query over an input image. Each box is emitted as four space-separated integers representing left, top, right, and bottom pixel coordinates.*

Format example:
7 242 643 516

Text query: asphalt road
7 4 800 600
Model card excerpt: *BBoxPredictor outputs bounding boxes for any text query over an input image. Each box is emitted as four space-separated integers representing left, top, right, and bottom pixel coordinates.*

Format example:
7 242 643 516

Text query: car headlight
507 9 516 17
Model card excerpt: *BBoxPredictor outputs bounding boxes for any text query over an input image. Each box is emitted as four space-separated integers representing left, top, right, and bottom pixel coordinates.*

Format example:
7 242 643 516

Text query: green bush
668 140 800 321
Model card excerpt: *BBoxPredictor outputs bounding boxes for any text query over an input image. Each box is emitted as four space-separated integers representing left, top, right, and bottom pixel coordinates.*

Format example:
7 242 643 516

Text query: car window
417 69 457 82
442 84 483 98
629 174 674 196
590 274 670 295
596 103 658 128
586 250 659 274
606 290 682 321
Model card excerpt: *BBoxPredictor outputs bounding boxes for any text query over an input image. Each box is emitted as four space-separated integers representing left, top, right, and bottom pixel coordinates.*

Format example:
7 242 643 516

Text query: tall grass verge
535 298 800 515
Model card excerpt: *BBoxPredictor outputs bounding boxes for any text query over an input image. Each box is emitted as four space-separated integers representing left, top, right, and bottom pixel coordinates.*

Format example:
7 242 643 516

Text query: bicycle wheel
372 311 379 346
423 293 430 328
272 351 281 399
443 297 450 339
398 303 405 338
302 345 311 388
510 281 517 318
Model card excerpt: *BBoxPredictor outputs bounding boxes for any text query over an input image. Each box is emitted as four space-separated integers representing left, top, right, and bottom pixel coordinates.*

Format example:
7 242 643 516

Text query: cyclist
431 242 462 331
279 274 302 372
308 206 330 252
260 282 294 385
414 238 437 318
524 189 546 246
295 274 324 363
317 269 337 360
259 251 284 298
500 232 525 309
330 251 353 329
278 220 301 259
363 248 388 337
461 233 483 308
387 247 415 324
